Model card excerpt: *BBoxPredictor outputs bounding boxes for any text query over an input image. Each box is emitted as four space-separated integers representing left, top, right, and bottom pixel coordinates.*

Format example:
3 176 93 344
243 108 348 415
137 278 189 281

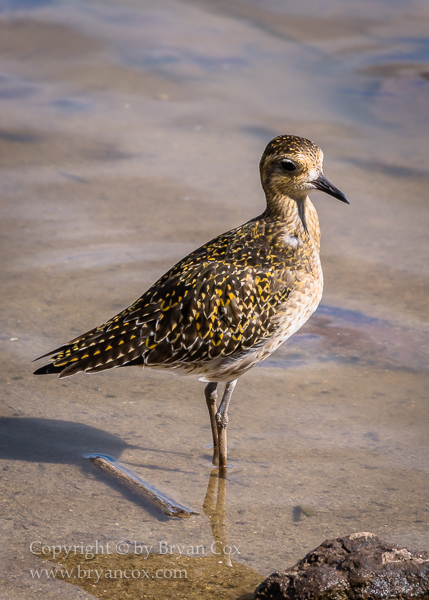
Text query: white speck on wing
283 235 302 249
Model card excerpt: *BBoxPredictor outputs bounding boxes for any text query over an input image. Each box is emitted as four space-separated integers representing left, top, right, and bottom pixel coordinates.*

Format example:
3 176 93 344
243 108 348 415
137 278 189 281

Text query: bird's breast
257 240 323 357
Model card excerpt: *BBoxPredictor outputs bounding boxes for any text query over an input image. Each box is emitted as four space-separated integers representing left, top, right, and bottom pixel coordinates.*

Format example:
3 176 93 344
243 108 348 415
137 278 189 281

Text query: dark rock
254 532 429 599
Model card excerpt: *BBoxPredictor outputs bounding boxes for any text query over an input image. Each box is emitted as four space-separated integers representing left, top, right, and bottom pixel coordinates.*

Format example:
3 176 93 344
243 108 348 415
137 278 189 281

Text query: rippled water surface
1 0 428 598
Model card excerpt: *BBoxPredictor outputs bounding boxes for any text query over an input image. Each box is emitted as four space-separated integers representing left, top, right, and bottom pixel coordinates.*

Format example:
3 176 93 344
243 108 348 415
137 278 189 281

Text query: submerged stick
86 454 199 519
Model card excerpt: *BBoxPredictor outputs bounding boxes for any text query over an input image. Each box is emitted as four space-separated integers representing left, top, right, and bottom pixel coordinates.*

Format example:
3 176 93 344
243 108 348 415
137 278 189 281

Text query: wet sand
1 0 428 598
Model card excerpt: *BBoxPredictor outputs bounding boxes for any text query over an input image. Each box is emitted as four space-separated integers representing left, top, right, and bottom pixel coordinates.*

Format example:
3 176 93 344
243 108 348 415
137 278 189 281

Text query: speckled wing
34 219 295 378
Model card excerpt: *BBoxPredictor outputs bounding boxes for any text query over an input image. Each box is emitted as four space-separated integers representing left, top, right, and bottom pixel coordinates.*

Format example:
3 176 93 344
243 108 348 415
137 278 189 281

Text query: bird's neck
264 193 321 249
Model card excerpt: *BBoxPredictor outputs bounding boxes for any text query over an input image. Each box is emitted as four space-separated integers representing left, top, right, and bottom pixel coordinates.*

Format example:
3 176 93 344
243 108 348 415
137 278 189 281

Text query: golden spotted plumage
36 219 299 378
34 134 349 466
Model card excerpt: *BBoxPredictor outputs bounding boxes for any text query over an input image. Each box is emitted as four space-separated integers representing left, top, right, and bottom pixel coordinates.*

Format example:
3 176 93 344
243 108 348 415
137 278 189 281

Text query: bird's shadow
0 417 129 463
0 417 181 520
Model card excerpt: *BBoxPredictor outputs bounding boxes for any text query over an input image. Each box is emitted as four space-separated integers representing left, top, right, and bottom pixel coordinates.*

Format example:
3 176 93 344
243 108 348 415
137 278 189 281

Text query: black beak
312 174 349 204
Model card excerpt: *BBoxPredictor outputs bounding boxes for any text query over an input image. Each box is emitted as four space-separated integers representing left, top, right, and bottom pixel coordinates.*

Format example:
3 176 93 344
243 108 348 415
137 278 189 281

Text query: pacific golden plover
34 135 349 468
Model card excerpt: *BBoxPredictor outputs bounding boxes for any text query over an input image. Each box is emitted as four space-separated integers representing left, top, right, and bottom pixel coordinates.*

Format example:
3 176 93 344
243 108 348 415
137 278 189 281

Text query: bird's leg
216 379 237 469
204 382 219 466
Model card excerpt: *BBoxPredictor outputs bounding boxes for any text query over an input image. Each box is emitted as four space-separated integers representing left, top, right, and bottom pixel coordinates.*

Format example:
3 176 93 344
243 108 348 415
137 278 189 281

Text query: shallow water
1 0 428 598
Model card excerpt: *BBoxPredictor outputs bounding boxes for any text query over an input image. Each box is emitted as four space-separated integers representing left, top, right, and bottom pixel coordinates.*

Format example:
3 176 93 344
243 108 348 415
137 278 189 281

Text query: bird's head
259 134 349 205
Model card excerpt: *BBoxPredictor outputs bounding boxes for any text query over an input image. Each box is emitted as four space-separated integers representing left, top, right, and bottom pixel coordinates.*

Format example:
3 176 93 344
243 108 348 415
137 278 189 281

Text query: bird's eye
280 159 297 172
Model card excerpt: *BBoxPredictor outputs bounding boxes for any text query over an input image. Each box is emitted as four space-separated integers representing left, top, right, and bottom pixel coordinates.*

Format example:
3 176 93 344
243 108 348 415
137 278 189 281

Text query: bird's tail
33 320 145 378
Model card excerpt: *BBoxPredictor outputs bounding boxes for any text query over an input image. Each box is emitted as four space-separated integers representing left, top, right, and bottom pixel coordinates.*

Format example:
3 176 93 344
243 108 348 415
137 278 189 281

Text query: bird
34 134 349 469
